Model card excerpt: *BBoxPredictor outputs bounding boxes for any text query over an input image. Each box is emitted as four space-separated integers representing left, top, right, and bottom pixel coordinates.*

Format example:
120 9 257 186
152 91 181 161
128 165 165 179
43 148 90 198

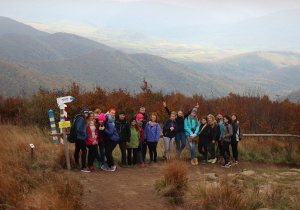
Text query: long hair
223 115 233 124
232 114 238 124
207 114 218 128
189 114 198 126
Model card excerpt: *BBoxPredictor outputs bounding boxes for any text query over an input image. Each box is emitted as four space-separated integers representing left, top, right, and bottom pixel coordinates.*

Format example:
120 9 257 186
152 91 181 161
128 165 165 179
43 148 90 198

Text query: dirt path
73 161 299 210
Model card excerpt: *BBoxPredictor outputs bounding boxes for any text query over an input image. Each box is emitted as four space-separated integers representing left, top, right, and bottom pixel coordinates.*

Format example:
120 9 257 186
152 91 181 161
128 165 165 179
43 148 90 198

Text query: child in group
207 114 219 164
163 111 178 161
144 113 161 164
136 114 145 167
221 115 233 168
94 109 105 168
198 116 211 164
127 117 140 168
86 112 98 171
97 113 119 171
184 107 200 165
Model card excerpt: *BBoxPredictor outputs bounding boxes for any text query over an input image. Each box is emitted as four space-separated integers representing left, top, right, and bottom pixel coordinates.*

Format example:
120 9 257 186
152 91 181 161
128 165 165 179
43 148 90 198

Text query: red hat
136 114 144 120
109 108 116 113
217 110 222 115
98 113 106 121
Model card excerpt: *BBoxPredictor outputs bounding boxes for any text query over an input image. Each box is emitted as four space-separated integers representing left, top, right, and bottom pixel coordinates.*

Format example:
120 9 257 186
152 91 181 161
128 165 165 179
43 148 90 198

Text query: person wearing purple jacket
144 113 161 164
97 113 120 171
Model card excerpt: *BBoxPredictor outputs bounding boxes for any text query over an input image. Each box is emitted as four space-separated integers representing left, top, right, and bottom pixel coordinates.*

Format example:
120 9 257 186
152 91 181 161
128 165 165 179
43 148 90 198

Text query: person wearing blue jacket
144 113 161 164
163 111 178 161
97 113 120 171
74 107 90 172
216 110 225 163
184 107 200 165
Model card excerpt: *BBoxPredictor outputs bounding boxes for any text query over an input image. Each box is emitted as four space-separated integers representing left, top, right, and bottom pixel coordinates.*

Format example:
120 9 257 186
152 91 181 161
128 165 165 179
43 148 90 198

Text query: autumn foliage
0 79 299 135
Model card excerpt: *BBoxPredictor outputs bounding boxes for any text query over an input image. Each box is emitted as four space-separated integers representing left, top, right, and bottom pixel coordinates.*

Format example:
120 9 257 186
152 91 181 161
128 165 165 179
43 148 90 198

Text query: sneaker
235 161 238 165
88 166 95 171
97 162 101 168
101 165 107 171
221 163 227 167
127 165 131 168
111 165 117 171
140 163 145 167
80 167 90 172
232 160 238 165
224 162 231 168
207 159 213 163
133 165 137 168
211 158 217 164
202 160 207 164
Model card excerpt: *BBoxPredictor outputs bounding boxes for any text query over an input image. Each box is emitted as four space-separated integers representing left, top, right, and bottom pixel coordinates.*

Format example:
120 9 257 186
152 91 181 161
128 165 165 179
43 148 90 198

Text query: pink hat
98 113 106 121
217 110 222 115
136 114 144 120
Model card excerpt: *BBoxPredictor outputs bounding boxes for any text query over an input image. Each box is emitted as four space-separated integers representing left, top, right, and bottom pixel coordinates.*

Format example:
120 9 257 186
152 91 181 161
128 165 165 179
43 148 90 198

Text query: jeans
222 141 231 163
74 139 87 168
186 136 196 159
148 142 158 162
127 148 138 165
119 141 127 165
175 132 186 154
104 140 117 168
163 137 175 159
86 144 98 167
97 142 105 165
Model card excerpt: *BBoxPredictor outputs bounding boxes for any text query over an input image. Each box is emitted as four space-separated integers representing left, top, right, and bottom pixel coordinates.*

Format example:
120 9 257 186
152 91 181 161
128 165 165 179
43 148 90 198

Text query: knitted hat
81 107 89 114
98 113 106 121
119 110 126 115
130 117 136 123
217 110 222 115
109 108 116 113
136 113 144 120
191 107 197 114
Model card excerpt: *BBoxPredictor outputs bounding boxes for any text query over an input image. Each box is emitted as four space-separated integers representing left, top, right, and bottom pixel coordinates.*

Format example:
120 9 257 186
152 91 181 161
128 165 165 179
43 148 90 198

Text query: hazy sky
1 0 300 17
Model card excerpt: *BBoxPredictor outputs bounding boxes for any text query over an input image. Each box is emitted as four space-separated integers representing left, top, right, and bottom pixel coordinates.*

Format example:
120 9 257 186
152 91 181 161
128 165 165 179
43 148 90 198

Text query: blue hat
81 107 89 114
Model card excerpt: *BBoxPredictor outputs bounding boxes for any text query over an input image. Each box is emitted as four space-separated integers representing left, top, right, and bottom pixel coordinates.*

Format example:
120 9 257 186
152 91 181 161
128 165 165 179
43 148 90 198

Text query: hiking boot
97 162 101 168
127 165 131 168
191 159 195 165
194 158 199 165
202 160 207 164
211 158 217 164
80 167 90 172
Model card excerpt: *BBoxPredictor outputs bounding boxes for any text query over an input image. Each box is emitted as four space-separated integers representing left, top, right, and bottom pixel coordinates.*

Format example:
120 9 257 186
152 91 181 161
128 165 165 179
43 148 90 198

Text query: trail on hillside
71 161 298 210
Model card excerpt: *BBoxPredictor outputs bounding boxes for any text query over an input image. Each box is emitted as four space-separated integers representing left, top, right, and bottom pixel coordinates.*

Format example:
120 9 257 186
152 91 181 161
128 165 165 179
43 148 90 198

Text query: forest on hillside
0 80 299 135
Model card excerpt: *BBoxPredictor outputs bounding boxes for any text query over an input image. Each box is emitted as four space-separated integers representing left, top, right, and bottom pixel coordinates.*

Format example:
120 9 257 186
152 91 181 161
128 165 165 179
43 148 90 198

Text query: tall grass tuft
0 124 82 209
155 160 188 204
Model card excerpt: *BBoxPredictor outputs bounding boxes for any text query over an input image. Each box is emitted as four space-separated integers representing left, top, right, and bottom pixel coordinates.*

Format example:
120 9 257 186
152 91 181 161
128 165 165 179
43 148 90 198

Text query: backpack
238 127 243 141
67 114 83 143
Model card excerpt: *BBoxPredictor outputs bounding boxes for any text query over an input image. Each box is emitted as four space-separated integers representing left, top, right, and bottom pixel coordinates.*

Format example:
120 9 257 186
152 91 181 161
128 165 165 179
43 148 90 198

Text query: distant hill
280 89 300 103
265 65 300 87
0 32 112 61
0 59 92 97
21 49 243 97
0 16 48 36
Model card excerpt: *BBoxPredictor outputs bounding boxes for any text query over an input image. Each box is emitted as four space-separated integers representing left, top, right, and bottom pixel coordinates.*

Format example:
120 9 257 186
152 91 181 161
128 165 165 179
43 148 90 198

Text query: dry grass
155 160 188 204
0 124 82 209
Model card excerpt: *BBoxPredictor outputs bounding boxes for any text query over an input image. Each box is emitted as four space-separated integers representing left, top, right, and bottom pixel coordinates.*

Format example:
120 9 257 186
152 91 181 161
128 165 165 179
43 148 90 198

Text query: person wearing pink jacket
86 112 98 171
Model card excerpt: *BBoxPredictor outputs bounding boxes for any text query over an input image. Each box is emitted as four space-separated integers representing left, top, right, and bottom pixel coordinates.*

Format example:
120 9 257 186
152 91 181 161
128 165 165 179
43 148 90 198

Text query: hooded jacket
163 119 178 138
184 116 200 137
222 123 233 143
97 117 120 142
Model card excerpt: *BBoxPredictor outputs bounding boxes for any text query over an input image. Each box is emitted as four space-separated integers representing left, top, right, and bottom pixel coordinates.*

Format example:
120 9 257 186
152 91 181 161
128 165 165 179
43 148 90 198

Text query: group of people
73 102 241 172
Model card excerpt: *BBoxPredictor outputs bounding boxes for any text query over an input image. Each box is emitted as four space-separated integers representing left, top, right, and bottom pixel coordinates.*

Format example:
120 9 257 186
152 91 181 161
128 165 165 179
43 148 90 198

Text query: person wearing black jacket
207 114 220 164
163 101 198 156
198 116 211 164
115 111 131 168
231 114 240 165
163 112 178 161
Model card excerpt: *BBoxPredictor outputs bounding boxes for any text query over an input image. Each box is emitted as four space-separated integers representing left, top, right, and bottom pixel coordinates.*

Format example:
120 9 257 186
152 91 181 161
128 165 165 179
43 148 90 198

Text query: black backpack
67 114 83 143
238 127 243 141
